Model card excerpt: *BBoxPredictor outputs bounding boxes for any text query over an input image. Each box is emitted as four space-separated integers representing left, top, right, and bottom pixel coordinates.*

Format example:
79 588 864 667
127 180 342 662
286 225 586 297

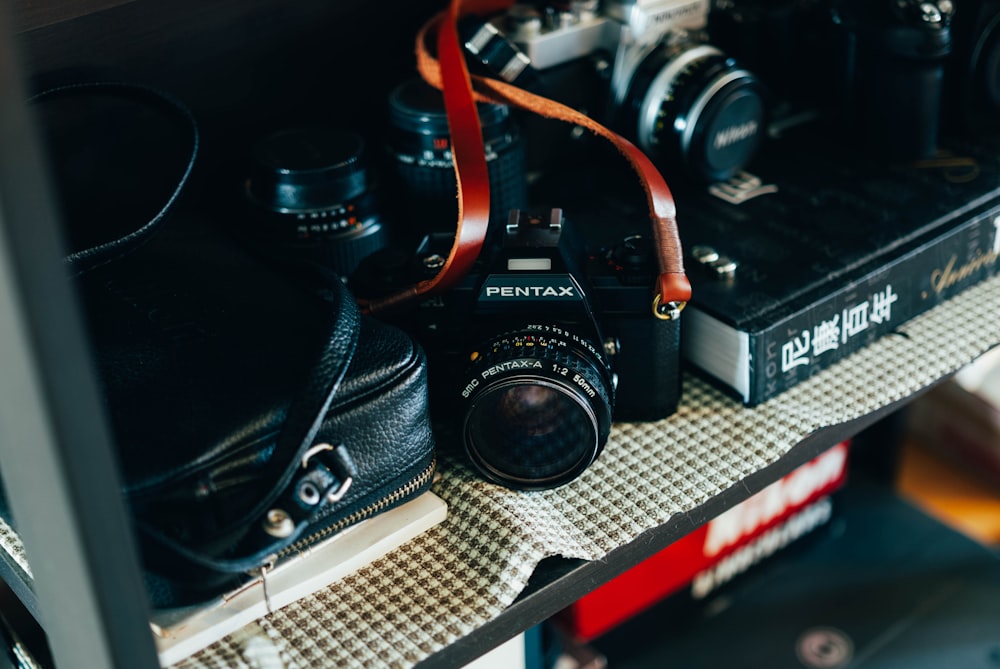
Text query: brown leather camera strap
359 0 493 315
362 0 691 318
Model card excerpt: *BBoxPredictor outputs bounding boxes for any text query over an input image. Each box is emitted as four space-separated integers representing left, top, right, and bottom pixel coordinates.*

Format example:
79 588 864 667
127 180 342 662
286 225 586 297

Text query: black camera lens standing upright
244 126 388 276
708 0 1000 153
385 78 528 238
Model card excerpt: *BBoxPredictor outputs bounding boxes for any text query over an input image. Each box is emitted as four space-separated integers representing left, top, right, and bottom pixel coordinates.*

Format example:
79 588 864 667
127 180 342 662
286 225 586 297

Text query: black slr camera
945 0 1000 134
351 209 681 490
709 0 1000 160
468 0 767 183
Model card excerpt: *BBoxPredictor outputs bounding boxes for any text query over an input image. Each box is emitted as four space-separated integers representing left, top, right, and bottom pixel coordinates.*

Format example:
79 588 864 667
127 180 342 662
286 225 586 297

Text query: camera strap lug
653 294 686 321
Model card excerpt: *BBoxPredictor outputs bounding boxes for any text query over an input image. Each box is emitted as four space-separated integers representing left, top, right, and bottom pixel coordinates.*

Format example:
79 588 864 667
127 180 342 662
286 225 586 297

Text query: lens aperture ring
470 327 612 393
389 129 521 165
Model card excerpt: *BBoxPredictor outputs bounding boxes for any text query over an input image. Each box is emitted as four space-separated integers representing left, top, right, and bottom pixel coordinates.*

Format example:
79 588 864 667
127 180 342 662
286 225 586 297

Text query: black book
675 127 1000 405
529 124 1000 406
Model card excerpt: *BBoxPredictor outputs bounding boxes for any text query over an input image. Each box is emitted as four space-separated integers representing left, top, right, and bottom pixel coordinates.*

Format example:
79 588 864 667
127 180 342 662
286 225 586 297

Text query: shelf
3 3 1000 667
1 273 997 668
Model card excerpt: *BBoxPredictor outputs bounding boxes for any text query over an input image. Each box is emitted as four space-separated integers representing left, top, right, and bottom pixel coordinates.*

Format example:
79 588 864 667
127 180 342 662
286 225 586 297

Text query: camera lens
460 327 613 489
621 42 766 183
245 126 387 276
386 78 528 235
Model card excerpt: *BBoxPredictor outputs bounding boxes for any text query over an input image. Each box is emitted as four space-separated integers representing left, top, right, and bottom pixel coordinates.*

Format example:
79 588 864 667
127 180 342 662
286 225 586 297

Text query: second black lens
385 78 528 238
245 126 387 276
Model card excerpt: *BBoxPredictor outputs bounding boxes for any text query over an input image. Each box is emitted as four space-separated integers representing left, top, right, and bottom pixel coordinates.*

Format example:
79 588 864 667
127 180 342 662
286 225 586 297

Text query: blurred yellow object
897 437 1000 545
899 347 1000 545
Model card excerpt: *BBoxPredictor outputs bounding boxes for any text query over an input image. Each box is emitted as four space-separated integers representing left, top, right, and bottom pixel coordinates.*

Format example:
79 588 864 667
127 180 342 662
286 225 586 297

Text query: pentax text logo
484 286 575 298
480 276 582 301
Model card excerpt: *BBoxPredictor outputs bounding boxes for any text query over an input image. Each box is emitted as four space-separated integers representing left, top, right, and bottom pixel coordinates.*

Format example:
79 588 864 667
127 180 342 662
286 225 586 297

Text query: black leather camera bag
22 81 436 608
77 214 437 608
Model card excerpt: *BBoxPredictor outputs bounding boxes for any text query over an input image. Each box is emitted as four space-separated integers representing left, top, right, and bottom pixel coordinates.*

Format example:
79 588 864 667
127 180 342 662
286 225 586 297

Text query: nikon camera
351 209 681 490
467 0 767 183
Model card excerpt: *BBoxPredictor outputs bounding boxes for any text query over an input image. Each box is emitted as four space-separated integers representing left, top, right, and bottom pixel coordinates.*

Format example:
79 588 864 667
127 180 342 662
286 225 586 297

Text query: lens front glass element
466 380 598 487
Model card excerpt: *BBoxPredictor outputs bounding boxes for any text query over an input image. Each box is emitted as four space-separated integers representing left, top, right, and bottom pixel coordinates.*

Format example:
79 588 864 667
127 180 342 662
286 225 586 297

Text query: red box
558 441 851 640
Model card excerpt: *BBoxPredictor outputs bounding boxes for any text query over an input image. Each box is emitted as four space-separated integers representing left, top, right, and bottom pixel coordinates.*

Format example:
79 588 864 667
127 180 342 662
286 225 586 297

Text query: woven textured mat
2 277 997 668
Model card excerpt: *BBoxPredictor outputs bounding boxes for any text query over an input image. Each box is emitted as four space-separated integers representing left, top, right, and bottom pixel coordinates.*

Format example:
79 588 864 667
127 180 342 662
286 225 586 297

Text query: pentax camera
469 0 767 183
351 208 681 490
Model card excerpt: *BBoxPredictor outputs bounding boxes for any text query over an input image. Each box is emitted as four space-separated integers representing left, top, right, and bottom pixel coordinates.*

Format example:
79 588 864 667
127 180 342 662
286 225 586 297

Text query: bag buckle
301 442 354 504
